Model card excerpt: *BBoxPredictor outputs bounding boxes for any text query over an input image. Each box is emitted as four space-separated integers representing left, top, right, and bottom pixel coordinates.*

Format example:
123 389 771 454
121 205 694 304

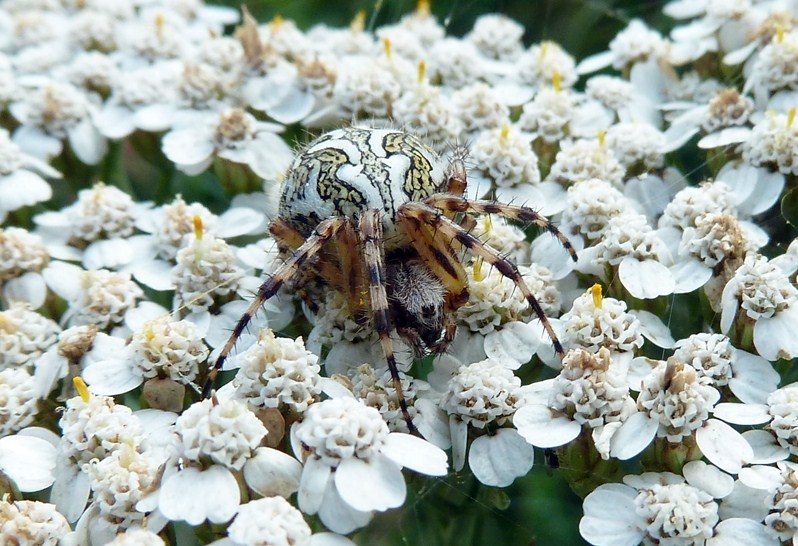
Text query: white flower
0 128 59 223
766 384 798 457
744 31 798 102
515 347 635 460
85 443 163 527
605 121 665 170
83 315 208 398
559 287 644 356
171 229 243 314
162 108 293 180
580 462 760 546
577 19 668 74
45 263 143 330
0 302 60 369
441 358 535 485
226 496 355 546
0 226 50 307
291 397 446 534
547 136 625 188
720 254 798 361
518 86 576 144
9 80 107 165
518 41 577 90
333 58 400 121
467 13 524 61
427 38 486 89
105 528 165 546
392 79 461 151
0 367 41 437
451 83 509 134
0 499 70 545
743 108 798 176
230 329 322 415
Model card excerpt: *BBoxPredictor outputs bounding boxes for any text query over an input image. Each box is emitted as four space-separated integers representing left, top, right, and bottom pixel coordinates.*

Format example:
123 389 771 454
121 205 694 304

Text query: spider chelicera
203 126 577 430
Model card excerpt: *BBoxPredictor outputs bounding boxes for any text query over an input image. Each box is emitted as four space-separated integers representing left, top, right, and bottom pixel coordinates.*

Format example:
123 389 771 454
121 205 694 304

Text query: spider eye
420 304 438 319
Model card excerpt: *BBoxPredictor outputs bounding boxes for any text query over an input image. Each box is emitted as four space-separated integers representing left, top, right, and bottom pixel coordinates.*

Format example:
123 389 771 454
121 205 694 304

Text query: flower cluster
2 1 798 545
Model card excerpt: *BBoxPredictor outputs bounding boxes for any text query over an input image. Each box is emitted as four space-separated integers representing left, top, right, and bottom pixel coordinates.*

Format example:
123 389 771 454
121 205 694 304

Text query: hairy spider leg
360 209 416 432
399 202 568 357
423 194 579 263
270 217 367 319
397 206 471 356
202 216 350 398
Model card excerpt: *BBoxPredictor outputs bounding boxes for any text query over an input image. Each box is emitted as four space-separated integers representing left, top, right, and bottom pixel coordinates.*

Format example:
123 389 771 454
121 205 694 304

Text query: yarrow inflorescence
1 1 797 545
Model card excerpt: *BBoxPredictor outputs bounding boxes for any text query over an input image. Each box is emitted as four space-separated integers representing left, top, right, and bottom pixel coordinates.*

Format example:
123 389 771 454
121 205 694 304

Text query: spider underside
203 127 577 432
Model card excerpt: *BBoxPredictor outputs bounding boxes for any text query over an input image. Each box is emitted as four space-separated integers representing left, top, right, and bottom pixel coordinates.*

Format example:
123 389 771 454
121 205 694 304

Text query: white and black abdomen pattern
279 127 447 240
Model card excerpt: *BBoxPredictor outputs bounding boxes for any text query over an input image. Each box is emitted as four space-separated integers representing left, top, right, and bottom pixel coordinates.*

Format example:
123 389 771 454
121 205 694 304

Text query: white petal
706 518 778 546
246 132 294 180
630 310 676 348
513 404 581 448
381 432 447 476
0 435 56 491
317 478 372 534
0 170 52 211
683 460 733 498
468 429 535 487
13 125 62 160
719 480 771 521
298 456 332 515
158 466 239 525
267 89 315 124
162 127 215 166
713 403 771 425
243 447 302 498
576 50 615 74
449 417 468 472
42 261 84 301
82 238 134 269
610 412 658 460
134 103 176 132
4 271 47 308
619 257 675 299
738 465 782 490
216 207 267 238
67 119 107 165
579 483 643 545
132 258 175 291
743 429 789 464
728 351 779 404
49 459 90 522
96 103 136 139
670 258 712 293
747 169 785 216
483 321 540 369
335 456 405 512
695 418 753 474
697 127 751 149
310 533 357 546
754 307 798 361
82 358 142 395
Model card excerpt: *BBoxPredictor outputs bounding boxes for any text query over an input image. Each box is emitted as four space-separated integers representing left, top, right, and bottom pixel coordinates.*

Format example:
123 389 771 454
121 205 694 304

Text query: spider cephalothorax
204 126 577 430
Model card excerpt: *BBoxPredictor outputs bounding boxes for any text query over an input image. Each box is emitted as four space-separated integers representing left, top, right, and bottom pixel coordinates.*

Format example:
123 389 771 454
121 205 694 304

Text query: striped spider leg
398 197 578 357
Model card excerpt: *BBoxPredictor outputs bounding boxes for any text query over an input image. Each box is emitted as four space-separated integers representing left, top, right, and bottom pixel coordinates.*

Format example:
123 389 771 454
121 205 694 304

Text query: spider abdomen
279 127 447 242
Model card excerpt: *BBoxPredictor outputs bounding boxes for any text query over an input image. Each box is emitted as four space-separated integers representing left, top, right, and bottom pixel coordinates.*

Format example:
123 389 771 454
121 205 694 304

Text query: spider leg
399 202 567 357
360 209 416 432
271 217 368 320
202 216 349 398
423 194 578 262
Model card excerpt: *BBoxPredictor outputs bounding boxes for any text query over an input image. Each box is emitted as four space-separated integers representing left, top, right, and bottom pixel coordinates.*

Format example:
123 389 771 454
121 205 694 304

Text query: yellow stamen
417 60 426 84
154 13 165 35
473 258 484 282
73 377 91 403
500 122 510 140
416 0 430 14
351 10 366 32
193 215 203 240
271 14 284 30
597 130 606 147
777 26 785 43
484 214 493 233
552 71 562 92
788 107 796 128
591 283 603 309
382 37 392 59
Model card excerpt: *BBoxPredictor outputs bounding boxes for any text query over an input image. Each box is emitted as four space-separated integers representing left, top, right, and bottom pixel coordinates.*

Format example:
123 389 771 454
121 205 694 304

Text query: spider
203 126 577 430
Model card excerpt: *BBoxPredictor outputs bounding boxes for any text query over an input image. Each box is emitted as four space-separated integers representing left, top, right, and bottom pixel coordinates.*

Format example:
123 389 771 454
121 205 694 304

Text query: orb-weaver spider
203 126 577 431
